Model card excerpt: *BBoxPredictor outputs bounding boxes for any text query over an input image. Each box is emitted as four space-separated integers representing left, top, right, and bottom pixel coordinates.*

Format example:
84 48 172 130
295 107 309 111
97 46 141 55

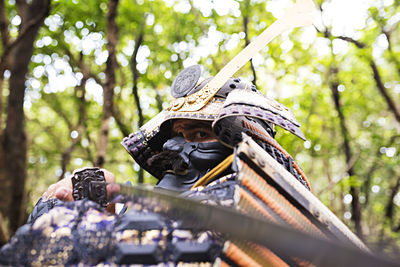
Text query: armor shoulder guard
234 134 367 251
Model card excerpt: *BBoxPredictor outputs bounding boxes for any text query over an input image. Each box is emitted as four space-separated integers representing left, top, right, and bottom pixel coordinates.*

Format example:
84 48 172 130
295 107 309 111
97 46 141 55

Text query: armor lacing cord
238 188 279 223
236 241 290 267
242 120 311 190
240 168 326 238
238 186 315 236
191 154 234 189
224 242 262 267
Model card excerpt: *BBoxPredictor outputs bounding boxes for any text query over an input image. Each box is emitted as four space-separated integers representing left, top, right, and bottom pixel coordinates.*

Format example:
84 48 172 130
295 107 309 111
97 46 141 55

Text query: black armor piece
172 241 221 262
115 243 163 264
154 136 232 191
213 115 275 148
115 211 165 231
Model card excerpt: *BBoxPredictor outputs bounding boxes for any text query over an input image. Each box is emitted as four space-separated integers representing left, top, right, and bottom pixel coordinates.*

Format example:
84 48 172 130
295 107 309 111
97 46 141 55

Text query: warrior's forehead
172 119 212 132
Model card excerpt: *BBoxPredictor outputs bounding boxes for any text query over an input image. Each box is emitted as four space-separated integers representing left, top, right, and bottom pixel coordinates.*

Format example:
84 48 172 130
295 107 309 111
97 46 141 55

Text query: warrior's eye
195 131 208 139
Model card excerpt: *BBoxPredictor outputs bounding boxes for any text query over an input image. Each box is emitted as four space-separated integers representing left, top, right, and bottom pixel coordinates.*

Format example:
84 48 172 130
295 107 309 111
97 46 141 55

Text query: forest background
0 0 399 257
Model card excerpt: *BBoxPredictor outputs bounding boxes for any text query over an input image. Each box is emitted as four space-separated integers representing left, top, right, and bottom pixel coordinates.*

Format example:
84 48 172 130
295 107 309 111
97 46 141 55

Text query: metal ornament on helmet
170 65 201 98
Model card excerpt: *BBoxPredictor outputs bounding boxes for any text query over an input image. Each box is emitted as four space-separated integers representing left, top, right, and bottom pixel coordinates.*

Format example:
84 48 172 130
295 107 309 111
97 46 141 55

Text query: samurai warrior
0 65 372 266
1 1 382 265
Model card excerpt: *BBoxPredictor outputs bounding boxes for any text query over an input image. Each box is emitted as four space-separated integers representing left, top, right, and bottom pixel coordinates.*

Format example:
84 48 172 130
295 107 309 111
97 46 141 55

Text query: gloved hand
28 168 120 224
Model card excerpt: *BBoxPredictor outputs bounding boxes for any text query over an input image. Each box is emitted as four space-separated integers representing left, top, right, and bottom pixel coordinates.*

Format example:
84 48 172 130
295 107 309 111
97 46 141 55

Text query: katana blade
111 183 397 267
170 0 317 112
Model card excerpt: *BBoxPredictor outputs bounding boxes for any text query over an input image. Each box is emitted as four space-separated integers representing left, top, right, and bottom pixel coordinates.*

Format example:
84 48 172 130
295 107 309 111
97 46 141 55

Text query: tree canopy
0 0 399 256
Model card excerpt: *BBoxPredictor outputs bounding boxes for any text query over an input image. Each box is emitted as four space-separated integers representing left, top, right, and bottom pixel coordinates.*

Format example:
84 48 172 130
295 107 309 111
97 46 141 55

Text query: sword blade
113 183 397 267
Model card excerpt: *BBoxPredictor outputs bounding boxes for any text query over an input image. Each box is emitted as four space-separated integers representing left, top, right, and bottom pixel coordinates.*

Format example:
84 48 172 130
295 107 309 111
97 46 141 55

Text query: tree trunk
96 0 119 167
130 19 145 183
0 0 50 234
329 67 363 239
385 175 400 228
0 0 10 129
0 212 9 246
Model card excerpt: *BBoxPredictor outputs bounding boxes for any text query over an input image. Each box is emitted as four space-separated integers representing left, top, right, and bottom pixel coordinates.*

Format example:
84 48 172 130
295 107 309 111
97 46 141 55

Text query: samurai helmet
122 65 305 180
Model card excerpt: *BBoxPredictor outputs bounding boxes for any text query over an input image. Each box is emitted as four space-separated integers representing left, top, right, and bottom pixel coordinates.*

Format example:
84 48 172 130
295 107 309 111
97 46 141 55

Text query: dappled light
0 0 399 260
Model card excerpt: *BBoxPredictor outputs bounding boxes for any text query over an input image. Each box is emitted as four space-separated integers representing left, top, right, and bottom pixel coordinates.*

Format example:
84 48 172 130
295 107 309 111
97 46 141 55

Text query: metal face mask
155 135 232 192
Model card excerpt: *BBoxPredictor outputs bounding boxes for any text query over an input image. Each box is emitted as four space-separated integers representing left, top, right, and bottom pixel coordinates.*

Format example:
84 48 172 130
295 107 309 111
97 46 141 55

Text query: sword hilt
71 167 109 207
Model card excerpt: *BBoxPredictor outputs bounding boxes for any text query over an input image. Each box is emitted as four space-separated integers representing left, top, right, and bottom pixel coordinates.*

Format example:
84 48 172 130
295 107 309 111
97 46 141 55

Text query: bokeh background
0 0 399 256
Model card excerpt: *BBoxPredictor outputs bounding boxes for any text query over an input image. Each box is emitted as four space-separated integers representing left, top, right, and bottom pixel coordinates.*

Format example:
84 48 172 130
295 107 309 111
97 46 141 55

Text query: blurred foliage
1 0 400 255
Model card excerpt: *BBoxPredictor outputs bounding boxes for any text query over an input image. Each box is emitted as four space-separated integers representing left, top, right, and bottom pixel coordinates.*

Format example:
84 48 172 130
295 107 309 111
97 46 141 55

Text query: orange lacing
247 242 290 267
240 163 326 238
230 240 289 267
242 120 312 190
225 242 262 267
238 188 278 223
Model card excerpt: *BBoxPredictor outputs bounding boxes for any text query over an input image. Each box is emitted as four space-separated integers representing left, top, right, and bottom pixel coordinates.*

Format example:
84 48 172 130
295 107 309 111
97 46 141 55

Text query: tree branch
130 18 145 183
0 0 49 132
329 66 363 239
130 20 145 128
336 35 366 49
0 0 49 67
112 105 130 138
96 0 119 167
242 0 257 86
321 29 400 125
0 0 50 124
15 0 28 21
147 80 163 112
370 61 400 123
377 15 400 77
